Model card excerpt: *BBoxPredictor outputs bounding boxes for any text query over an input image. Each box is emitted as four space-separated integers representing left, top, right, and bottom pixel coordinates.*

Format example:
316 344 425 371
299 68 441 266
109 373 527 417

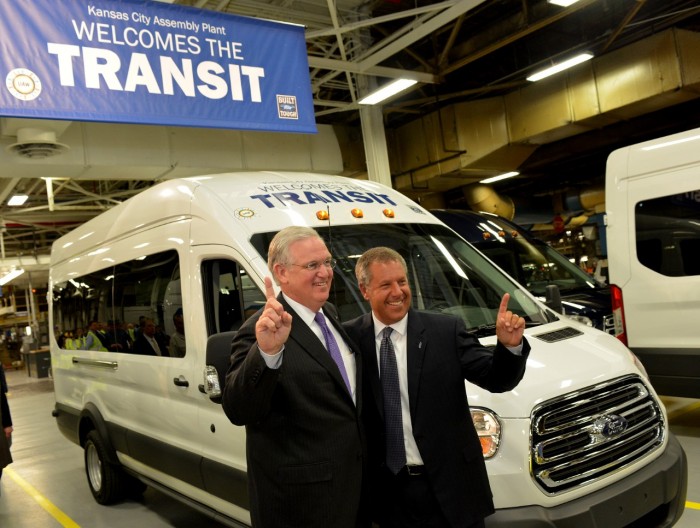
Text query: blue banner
0 0 316 133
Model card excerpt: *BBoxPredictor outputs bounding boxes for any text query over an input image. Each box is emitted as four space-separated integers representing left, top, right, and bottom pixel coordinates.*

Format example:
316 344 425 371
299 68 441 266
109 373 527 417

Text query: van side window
635 190 700 277
51 250 183 356
202 259 265 336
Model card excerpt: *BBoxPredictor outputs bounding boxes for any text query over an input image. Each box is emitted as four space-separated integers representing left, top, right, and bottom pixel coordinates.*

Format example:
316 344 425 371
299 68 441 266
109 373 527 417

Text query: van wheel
84 430 127 505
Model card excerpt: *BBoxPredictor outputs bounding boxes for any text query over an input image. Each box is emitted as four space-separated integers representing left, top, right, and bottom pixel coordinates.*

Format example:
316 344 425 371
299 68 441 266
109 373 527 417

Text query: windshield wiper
467 324 497 338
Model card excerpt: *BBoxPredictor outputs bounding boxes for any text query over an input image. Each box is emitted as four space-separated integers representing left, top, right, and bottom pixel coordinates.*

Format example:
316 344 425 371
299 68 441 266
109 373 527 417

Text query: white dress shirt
259 294 357 403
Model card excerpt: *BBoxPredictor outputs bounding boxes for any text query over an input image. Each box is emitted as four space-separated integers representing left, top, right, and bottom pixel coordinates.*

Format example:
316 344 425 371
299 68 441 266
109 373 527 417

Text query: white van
606 127 700 398
50 172 686 527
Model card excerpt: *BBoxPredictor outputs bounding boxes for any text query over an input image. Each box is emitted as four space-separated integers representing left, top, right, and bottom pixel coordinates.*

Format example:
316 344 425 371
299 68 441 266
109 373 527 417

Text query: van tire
84 430 127 505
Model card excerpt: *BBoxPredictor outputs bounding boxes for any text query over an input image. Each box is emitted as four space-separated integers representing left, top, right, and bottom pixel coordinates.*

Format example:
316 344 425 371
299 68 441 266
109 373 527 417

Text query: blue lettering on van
250 190 397 208
305 192 331 204
322 190 354 203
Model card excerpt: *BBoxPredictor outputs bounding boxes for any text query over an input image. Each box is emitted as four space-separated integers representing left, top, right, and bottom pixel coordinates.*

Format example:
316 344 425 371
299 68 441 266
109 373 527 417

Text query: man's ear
273 263 287 286
359 283 369 300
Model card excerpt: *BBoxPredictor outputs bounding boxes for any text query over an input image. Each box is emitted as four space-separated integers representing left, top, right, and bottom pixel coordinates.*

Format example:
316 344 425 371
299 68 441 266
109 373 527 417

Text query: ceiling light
8 194 28 206
0 268 25 286
358 79 418 105
548 0 581 6
526 53 593 82
480 171 519 184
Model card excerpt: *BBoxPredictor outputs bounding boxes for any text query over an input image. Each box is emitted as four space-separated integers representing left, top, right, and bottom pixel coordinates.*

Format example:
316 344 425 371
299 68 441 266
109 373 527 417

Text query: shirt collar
371 312 408 339
282 292 319 328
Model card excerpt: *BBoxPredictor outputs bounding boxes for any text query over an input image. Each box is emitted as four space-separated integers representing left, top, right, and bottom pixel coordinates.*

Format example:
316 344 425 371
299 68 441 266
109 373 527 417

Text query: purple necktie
314 312 352 394
380 327 406 474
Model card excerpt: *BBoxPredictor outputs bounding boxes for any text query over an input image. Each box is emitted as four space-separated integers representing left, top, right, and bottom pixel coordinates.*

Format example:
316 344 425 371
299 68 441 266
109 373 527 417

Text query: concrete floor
1 367 699 527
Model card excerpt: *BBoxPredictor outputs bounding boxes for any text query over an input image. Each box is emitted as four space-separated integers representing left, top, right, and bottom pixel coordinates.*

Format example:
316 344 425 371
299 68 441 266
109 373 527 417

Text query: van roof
51 172 441 265
607 127 700 181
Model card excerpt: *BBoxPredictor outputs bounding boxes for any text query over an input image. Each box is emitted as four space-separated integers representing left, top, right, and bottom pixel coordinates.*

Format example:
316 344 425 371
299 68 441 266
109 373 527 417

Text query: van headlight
470 408 501 458
629 351 650 380
565 314 593 327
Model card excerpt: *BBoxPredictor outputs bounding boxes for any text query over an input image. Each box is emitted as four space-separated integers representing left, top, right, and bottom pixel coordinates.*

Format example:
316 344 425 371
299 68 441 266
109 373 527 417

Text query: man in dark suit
1 365 13 481
222 226 366 528
344 247 530 528
132 318 169 356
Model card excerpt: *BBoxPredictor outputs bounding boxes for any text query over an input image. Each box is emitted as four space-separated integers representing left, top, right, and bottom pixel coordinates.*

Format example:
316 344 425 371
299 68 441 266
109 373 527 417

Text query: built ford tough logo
592 414 628 440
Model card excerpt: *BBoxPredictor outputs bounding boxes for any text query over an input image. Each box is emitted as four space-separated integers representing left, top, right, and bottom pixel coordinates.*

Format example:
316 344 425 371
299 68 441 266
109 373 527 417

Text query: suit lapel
358 314 383 419
406 309 427 419
328 313 361 411
281 296 355 403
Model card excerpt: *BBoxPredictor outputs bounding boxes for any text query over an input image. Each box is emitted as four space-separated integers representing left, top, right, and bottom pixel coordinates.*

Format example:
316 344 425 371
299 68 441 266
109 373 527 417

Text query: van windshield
475 236 601 296
251 223 552 334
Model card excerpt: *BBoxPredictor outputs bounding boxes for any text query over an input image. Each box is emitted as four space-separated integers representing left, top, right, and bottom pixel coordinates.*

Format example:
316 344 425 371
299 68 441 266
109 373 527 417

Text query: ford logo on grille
592 414 628 439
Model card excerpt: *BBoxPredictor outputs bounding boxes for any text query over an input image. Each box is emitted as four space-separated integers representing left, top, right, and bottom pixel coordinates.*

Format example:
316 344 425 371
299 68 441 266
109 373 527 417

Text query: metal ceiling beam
305 1 459 39
442 0 600 75
355 0 488 72
307 56 438 83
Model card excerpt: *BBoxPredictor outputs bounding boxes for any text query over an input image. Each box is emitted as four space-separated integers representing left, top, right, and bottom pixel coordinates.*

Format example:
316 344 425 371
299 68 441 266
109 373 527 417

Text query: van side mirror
203 331 238 404
203 365 223 403
545 284 563 314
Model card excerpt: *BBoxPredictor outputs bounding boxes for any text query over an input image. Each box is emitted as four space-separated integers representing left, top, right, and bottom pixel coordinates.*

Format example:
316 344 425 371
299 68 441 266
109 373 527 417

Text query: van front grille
531 375 664 494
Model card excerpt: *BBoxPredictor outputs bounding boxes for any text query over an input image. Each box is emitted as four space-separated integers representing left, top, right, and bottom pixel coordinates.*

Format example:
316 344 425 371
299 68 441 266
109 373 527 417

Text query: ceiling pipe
45 177 55 212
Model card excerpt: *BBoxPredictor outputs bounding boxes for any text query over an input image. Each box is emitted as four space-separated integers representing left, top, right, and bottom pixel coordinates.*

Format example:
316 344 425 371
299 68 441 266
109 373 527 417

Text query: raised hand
255 276 293 355
495 293 525 348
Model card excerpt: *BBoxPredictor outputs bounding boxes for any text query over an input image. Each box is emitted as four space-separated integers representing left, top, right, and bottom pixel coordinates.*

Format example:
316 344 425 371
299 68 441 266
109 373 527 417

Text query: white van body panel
606 128 700 396
50 172 686 527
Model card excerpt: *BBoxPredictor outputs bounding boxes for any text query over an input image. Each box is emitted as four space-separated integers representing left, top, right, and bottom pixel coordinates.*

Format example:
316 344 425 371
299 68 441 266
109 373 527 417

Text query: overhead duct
462 183 515 220
7 127 70 159
391 28 700 199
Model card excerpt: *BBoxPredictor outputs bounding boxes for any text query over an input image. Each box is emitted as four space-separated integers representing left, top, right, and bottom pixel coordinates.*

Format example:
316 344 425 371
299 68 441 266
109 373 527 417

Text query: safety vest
85 331 107 351
67 336 85 350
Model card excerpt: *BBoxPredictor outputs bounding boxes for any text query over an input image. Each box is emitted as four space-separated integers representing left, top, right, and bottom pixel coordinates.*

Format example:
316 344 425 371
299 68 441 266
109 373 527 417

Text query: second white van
606 127 700 398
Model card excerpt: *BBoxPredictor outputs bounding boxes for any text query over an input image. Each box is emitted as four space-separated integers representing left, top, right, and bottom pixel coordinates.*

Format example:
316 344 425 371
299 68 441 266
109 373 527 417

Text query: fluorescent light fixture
0 268 25 286
358 79 418 105
7 194 28 206
548 0 581 6
526 52 593 82
480 171 519 184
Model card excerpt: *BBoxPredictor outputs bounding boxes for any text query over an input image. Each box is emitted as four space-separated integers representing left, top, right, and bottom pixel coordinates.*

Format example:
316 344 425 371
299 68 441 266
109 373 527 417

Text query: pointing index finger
498 292 511 316
264 276 276 301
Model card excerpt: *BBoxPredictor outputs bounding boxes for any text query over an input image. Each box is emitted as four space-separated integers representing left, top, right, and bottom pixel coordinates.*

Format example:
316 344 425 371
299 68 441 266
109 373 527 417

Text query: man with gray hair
223 226 367 528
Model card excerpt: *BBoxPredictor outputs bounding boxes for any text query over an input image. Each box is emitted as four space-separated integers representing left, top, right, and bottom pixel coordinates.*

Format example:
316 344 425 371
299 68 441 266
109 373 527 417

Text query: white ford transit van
50 172 686 527
606 127 700 398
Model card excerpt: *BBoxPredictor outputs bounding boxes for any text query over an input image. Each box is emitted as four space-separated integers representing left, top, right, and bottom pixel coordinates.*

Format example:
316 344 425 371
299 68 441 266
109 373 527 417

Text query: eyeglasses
291 258 337 271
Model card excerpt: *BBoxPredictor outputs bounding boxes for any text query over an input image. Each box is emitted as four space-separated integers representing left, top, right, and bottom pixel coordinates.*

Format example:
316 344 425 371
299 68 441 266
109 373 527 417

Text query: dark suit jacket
222 296 366 528
1 366 12 470
132 333 169 356
344 309 530 527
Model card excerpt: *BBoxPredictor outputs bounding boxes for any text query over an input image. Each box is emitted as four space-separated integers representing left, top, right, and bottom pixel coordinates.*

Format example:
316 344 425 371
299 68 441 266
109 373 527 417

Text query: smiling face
360 259 412 325
274 236 333 313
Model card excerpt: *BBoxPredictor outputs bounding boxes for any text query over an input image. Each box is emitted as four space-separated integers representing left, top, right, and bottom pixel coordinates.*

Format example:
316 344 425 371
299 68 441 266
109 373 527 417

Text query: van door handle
173 376 189 387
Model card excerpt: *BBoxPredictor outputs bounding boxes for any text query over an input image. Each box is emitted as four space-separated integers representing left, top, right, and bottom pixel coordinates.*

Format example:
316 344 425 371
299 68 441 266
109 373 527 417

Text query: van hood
465 321 643 418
